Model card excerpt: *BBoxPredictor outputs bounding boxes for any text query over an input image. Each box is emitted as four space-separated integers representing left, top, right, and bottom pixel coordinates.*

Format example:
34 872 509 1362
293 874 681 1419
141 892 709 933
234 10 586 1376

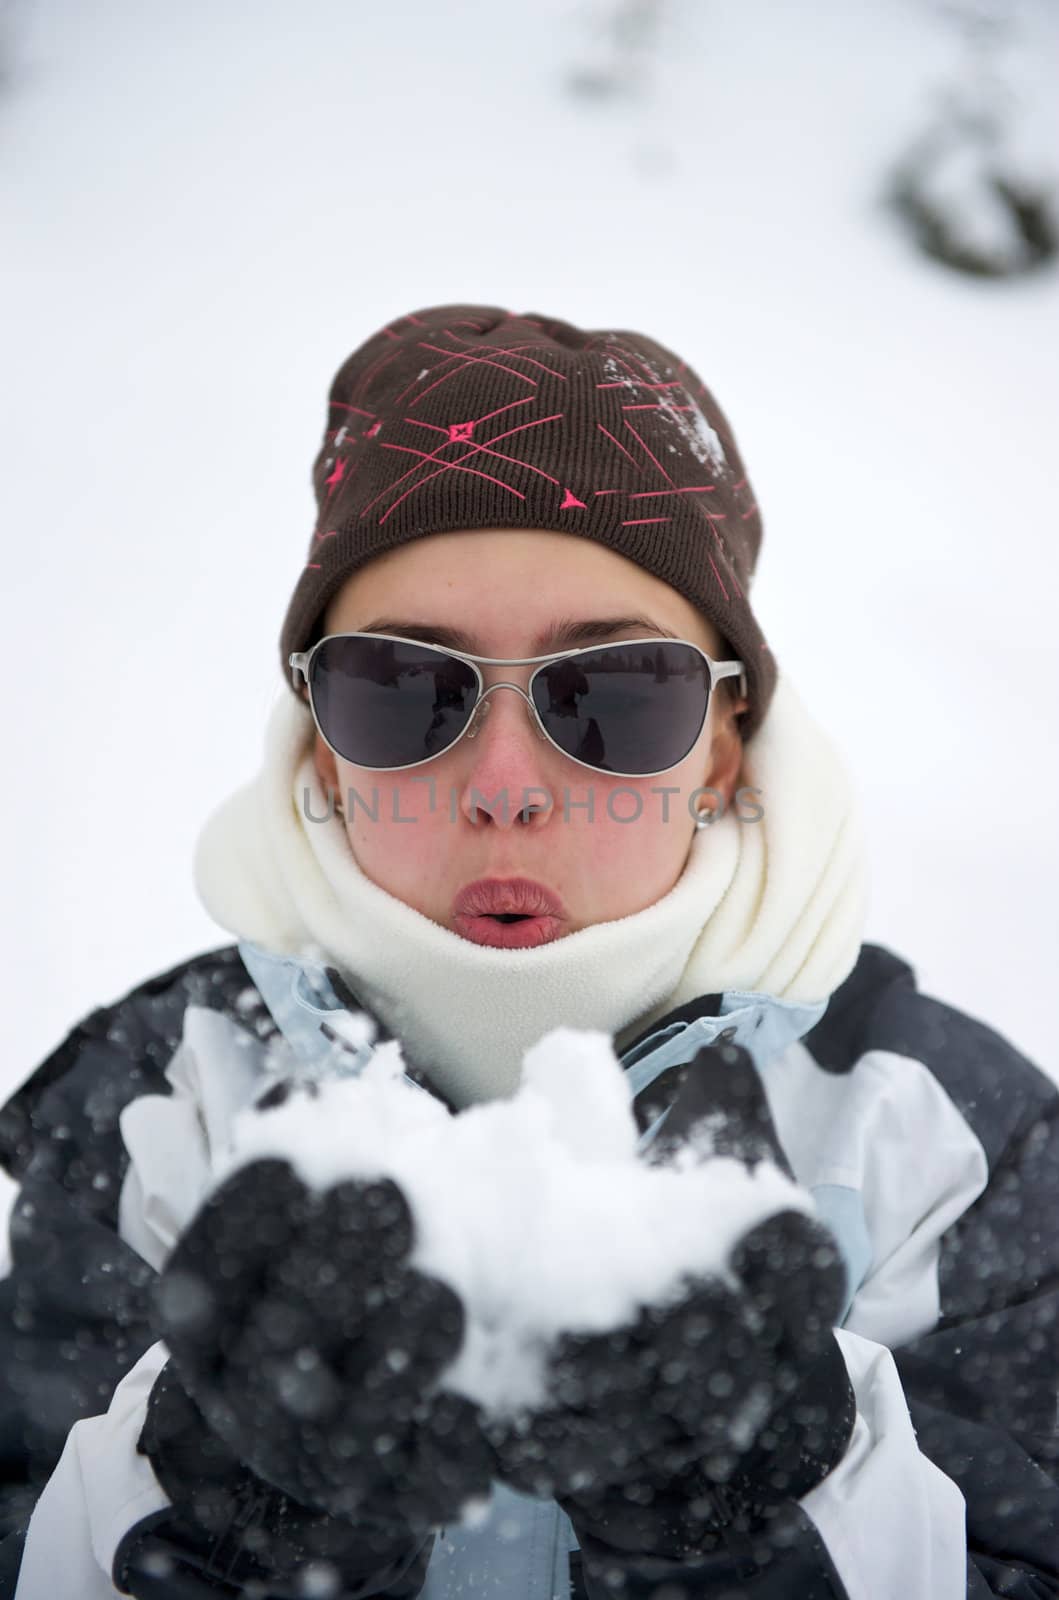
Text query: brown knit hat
280 304 776 741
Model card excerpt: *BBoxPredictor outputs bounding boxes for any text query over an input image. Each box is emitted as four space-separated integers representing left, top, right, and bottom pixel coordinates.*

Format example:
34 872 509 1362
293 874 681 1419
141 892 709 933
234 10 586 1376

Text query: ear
313 732 340 800
704 686 748 805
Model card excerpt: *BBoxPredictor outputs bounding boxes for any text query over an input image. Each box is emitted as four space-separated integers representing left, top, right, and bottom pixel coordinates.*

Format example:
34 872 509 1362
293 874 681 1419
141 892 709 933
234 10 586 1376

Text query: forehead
321 528 726 654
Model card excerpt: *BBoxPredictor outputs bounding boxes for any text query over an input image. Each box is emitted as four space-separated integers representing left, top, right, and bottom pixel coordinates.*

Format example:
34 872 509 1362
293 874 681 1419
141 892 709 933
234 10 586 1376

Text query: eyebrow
354 615 681 653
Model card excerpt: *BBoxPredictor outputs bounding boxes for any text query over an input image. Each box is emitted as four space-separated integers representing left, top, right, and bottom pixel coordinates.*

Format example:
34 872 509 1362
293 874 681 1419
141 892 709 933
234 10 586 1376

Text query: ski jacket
0 937 1056 1598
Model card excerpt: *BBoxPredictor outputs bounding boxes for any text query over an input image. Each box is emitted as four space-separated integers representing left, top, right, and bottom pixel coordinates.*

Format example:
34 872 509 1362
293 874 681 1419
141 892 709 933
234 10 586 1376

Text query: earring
693 802 714 830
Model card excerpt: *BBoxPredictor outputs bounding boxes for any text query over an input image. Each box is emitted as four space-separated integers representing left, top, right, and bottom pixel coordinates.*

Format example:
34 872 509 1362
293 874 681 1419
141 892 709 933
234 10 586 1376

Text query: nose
456 682 554 828
465 682 545 742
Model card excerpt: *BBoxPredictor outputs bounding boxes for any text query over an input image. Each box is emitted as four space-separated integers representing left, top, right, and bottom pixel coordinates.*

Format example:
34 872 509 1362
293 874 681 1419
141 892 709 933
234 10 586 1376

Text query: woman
1 305 1055 1599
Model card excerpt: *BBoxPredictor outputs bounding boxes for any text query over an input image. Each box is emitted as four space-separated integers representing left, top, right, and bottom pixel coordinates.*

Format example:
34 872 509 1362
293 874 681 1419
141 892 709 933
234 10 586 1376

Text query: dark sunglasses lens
309 637 479 767
531 642 710 775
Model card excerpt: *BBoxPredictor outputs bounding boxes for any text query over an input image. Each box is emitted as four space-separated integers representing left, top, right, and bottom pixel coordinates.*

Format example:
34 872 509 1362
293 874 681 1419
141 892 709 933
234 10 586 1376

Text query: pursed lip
453 877 566 919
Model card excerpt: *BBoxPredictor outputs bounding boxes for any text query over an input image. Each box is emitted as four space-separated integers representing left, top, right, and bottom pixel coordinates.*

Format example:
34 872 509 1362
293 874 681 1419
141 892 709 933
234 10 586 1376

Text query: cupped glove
122 1361 437 1597
144 1152 495 1535
483 1041 857 1558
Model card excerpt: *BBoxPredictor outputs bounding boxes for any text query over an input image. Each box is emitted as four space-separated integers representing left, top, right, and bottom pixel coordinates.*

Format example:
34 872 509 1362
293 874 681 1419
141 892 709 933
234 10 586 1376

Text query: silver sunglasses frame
289 631 748 780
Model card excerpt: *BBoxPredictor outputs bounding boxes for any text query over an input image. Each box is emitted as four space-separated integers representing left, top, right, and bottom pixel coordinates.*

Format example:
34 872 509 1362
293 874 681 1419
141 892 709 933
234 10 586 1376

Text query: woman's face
312 528 748 947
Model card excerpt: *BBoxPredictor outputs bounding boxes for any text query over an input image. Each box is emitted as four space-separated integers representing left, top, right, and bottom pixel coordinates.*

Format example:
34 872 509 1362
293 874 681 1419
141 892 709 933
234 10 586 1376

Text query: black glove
118 1360 436 1598
144 1154 494 1536
484 1041 857 1561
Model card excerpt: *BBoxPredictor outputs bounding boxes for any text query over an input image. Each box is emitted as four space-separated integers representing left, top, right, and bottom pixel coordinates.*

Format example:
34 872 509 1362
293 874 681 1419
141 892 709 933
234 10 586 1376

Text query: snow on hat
279 303 776 742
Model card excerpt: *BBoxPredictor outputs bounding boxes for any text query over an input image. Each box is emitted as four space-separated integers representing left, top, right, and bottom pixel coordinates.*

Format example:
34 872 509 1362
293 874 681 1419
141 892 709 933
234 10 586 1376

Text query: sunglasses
289 632 747 779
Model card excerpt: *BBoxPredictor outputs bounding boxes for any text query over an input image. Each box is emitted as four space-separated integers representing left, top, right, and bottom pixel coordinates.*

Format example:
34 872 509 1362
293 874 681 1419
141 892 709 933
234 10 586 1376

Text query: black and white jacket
0 936 1056 1598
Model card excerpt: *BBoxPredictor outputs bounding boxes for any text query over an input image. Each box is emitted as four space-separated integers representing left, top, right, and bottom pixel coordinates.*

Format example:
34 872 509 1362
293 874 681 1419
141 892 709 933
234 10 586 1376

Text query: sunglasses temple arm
712 660 747 700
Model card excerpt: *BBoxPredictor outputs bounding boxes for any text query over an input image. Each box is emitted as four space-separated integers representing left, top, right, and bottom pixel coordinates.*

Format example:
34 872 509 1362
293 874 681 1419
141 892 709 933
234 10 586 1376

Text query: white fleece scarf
192 672 870 1107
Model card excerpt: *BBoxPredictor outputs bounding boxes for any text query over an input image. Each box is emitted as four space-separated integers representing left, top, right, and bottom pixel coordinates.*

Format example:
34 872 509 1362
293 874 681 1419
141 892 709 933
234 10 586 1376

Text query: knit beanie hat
279 304 777 741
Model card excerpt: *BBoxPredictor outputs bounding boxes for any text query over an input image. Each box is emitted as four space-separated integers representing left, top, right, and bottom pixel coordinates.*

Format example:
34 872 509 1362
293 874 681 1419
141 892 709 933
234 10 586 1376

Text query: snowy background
3 0 1058 1138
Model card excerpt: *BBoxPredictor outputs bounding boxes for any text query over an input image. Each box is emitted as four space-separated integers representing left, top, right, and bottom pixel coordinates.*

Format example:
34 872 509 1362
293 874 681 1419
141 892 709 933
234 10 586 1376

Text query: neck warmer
192 673 870 1107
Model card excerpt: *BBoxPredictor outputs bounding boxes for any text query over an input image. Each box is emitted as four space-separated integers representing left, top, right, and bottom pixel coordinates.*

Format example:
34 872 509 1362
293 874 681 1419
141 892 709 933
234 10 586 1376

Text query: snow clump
217 1024 814 1416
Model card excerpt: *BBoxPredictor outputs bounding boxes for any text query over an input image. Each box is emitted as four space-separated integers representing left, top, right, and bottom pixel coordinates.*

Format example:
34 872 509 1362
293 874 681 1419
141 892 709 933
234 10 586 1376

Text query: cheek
567 775 694 875
337 771 447 880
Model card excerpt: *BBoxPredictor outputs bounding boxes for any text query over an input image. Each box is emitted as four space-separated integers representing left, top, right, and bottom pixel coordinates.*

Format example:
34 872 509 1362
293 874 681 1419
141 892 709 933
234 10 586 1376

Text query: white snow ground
2 0 1057 1164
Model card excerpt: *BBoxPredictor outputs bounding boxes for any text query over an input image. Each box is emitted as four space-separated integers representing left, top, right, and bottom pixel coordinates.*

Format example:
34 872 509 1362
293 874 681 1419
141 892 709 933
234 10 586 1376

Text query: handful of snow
216 1027 817 1418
